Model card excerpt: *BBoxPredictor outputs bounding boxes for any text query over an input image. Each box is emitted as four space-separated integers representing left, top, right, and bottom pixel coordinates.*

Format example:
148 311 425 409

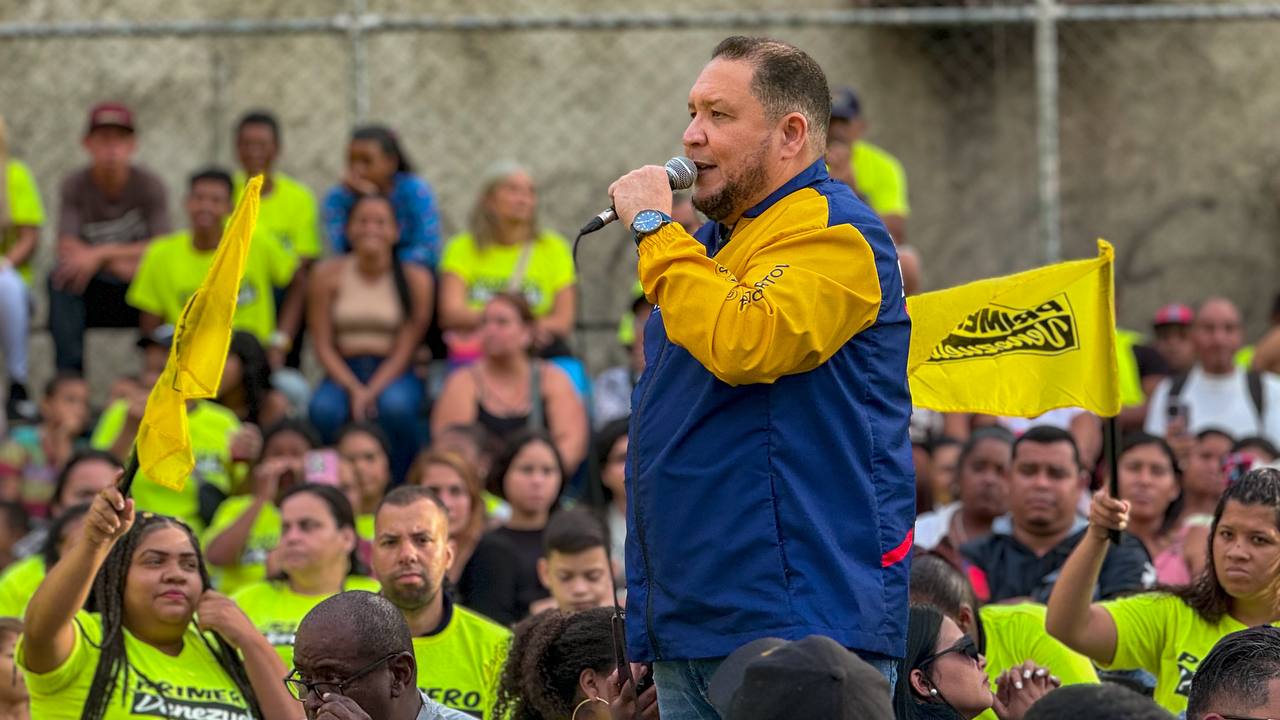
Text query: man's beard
693 145 770 222
382 578 440 612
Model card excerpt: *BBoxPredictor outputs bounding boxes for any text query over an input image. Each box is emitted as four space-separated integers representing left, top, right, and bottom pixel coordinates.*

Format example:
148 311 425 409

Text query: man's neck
90 165 129 197
1199 362 1236 378
402 593 446 636
1012 522 1074 558
956 507 995 542
1184 490 1220 517
719 153 820 228
192 229 221 251
0 698 28 720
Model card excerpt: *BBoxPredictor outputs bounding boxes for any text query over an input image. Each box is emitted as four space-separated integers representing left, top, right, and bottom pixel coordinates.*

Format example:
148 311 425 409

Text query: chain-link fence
3 0 1280 394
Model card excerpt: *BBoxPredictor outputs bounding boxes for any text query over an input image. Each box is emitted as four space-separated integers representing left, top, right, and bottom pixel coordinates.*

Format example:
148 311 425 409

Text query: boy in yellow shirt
127 167 297 345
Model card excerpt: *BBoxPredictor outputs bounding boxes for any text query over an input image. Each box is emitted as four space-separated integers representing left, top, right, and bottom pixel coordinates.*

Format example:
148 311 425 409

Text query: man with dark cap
828 86 910 244
51 101 171 373
290 590 472 720
707 635 894 719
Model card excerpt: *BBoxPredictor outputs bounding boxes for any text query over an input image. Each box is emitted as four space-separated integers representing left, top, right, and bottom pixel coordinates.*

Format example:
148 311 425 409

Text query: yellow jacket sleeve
637 221 882 386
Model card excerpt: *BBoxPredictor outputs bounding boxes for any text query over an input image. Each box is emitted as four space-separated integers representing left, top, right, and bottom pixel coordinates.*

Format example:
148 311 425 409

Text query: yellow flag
135 175 262 490
906 240 1120 418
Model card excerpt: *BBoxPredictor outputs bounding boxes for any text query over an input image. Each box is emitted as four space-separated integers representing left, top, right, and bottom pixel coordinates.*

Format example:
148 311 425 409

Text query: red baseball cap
1153 303 1194 328
85 102 135 135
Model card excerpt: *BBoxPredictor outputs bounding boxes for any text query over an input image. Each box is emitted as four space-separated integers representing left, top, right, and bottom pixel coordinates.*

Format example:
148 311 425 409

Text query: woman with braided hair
492 607 657 720
16 484 296 719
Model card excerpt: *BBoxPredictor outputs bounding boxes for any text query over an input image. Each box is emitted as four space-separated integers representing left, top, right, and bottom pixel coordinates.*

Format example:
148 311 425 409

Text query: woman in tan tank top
431 293 588 471
307 194 432 482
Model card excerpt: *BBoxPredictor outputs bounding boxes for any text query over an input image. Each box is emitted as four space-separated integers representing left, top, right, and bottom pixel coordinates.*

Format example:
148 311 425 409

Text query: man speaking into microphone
607 36 914 718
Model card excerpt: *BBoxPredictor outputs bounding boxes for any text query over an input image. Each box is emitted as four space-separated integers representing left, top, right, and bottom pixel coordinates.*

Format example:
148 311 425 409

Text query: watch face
634 210 663 233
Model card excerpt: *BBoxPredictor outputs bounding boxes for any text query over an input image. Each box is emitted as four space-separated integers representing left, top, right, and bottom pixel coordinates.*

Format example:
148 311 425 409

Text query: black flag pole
117 447 140 499
1105 416 1121 545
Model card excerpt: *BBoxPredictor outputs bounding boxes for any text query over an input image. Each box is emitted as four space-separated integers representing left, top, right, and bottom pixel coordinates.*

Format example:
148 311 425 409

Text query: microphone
578 157 698 236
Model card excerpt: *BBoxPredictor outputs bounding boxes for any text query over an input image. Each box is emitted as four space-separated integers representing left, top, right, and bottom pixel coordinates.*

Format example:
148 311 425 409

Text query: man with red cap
50 102 171 374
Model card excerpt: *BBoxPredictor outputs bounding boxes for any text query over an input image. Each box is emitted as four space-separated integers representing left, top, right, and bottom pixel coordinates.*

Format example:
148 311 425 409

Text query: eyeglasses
1220 715 1278 720
916 635 981 670
284 653 400 701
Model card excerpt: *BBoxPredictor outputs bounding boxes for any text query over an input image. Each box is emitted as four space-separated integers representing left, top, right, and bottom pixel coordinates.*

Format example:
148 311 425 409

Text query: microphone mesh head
665 156 698 190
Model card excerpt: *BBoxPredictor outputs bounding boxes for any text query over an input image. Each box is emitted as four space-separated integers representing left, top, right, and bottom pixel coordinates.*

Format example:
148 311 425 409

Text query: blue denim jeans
308 355 424 483
653 649 899 720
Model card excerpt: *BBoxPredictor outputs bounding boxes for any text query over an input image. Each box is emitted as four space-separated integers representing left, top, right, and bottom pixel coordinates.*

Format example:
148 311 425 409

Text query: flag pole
118 447 140 498
1105 416 1121 545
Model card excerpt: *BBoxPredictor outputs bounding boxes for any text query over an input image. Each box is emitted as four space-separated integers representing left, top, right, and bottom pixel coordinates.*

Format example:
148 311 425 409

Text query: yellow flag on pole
135 175 262 490
906 240 1120 418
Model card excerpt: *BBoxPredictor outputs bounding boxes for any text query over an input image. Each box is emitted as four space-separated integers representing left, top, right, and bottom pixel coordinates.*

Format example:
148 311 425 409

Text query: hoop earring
572 697 610 720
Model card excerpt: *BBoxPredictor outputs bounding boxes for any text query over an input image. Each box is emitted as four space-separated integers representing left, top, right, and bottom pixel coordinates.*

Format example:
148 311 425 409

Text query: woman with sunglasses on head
18 486 296 719
897 604 1054 720
1047 467 1280 717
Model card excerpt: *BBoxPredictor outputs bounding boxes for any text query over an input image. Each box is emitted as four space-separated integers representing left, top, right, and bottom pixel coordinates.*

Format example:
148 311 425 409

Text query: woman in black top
457 429 565 624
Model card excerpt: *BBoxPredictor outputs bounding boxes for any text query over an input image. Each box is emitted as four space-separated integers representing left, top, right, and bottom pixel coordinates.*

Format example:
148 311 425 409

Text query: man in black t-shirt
961 426 1154 603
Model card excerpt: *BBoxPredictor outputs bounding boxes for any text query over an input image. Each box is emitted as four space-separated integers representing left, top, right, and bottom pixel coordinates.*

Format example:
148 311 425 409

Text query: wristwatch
631 209 674 246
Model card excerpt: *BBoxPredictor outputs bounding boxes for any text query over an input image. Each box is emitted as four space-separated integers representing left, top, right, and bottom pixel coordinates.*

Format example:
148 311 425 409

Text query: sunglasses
916 635 981 670
1220 716 1278 720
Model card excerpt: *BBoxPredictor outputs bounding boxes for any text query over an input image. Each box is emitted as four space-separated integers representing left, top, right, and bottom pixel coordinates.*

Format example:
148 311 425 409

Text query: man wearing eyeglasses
1186 626 1280 720
289 590 472 720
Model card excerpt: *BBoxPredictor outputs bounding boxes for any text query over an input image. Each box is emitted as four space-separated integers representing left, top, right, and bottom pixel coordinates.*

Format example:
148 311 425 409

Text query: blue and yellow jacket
625 158 915 662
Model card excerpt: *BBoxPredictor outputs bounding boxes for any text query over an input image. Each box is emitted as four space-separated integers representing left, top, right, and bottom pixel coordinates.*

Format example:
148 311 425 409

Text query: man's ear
537 557 552 591
777 112 809 161
388 652 417 697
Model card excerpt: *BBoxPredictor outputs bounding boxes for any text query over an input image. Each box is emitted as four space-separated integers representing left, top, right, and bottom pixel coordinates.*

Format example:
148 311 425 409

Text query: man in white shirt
1145 297 1280 443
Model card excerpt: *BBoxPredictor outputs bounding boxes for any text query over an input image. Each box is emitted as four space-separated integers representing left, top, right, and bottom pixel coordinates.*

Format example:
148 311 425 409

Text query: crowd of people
0 32 1279 720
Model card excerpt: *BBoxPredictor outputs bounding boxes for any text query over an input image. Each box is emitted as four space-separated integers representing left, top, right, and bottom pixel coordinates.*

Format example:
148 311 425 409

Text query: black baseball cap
708 636 893 720
830 87 863 121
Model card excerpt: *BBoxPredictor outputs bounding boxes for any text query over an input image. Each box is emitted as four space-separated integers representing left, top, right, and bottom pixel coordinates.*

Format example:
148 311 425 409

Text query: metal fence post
1035 0 1062 264
350 0 369 125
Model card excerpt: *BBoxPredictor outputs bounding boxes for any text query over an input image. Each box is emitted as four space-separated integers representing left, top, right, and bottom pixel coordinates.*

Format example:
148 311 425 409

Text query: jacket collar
703 157 829 256
741 156 829 221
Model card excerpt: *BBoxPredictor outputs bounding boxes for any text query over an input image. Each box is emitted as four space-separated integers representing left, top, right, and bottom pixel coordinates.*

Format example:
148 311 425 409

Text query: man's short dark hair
236 110 280 145
1197 427 1236 445
544 508 607 557
43 370 84 399
298 590 412 661
1187 626 1280 720
908 554 978 621
710 36 830 149
1024 684 1172 719
188 167 233 197
376 484 449 519
1012 425 1082 471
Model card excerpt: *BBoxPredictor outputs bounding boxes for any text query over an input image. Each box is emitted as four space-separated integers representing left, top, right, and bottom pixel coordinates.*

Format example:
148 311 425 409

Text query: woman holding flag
17 485 297 719
1046 467 1280 716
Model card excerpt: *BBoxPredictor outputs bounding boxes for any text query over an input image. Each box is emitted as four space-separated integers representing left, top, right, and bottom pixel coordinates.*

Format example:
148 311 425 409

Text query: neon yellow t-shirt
440 230 576 318
126 229 298 343
4 159 45 284
91 399 240 533
234 171 322 259
0 554 45 618
1101 591 1273 715
202 496 281 596
233 576 381 667
851 140 909 218
972 603 1099 720
17 611 253 719
356 513 375 542
415 602 512 719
